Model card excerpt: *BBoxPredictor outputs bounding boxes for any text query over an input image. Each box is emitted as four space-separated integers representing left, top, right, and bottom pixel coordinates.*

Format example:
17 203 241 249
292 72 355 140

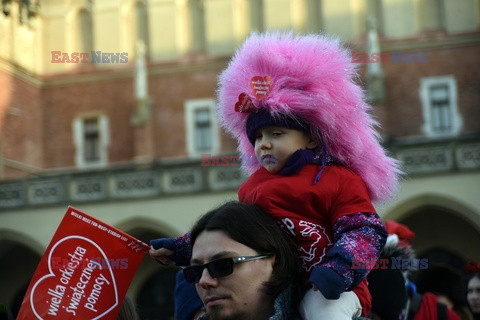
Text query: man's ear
269 255 277 270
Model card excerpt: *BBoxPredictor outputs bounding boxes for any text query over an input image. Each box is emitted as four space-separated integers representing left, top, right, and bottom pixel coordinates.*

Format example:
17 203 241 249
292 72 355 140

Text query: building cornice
0 58 43 87
2 31 478 88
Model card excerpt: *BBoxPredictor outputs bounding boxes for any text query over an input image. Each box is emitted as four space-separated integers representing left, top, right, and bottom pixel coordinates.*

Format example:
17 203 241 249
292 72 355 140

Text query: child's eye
272 131 283 136
255 133 262 140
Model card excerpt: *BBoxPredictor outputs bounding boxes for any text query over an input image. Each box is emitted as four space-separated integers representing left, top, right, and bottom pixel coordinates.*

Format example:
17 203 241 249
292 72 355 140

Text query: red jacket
413 293 461 320
239 164 381 315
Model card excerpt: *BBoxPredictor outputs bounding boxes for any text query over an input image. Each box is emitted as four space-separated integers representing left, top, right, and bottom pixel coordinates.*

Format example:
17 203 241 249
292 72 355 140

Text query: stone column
131 39 155 164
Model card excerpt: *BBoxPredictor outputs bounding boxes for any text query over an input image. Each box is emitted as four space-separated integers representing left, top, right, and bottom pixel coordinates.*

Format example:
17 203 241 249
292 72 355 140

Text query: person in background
466 267 480 320
117 295 139 320
367 220 473 320
367 220 416 320
174 270 205 320
414 264 472 320
0 304 13 320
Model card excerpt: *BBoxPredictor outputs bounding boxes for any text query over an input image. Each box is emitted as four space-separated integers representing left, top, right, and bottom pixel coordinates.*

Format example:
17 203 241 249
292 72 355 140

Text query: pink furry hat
217 32 402 202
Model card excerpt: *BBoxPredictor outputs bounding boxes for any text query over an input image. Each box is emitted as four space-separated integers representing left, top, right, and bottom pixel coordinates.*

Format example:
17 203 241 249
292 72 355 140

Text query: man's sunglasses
183 254 273 284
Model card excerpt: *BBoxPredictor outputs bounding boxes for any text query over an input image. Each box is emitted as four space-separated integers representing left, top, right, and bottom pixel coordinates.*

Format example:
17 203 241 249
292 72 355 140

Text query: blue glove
150 238 176 264
309 266 345 300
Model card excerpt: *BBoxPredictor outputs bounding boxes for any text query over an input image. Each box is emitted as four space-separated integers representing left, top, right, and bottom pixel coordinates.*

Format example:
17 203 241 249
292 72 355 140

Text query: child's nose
259 137 272 149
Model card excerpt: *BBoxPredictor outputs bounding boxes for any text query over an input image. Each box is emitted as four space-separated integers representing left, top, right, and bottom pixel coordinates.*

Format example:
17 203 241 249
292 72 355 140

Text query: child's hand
149 247 175 265
149 238 176 265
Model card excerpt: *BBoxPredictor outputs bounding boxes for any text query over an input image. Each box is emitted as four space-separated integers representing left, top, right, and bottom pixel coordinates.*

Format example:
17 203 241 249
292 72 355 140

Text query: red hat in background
384 220 415 247
466 260 480 273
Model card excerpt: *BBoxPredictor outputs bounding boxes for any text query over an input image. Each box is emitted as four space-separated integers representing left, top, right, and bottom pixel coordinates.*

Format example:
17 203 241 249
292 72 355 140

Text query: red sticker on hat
250 76 271 100
234 93 256 113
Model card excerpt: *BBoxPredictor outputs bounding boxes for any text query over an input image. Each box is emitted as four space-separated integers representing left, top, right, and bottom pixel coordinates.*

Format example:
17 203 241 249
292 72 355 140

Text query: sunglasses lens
183 258 235 283
183 266 203 283
208 258 234 279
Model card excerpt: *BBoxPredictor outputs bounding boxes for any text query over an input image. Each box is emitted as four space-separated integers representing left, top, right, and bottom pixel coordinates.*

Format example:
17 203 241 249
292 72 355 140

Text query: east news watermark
352 51 429 64
51 256 129 270
352 257 429 270
51 51 128 64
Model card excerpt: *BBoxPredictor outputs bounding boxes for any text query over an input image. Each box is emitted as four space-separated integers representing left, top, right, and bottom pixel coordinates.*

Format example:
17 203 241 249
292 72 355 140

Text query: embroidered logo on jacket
279 218 332 272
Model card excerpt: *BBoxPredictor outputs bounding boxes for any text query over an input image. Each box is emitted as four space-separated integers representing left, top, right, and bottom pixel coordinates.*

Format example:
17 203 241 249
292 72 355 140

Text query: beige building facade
1 0 480 318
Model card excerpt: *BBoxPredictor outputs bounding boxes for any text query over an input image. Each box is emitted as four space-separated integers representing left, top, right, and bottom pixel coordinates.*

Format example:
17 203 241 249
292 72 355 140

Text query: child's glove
150 238 176 265
149 233 192 266
310 266 345 300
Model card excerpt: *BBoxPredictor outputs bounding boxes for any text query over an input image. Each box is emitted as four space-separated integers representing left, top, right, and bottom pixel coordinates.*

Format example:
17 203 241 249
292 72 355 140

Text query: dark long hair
190 201 306 303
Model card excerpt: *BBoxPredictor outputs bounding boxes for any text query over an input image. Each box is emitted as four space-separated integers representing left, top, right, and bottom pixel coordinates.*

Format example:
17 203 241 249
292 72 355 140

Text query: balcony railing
1 135 479 210
390 135 480 175
0 159 246 210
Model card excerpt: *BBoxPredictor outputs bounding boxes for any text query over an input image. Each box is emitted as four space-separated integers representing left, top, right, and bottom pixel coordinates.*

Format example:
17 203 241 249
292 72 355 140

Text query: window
194 108 212 152
83 118 100 162
429 85 451 133
73 115 109 168
420 76 462 137
185 99 219 157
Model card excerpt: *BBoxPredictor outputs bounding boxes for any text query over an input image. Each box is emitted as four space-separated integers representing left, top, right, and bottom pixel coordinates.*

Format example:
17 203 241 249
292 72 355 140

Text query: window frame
73 114 110 169
184 98 220 158
419 75 462 138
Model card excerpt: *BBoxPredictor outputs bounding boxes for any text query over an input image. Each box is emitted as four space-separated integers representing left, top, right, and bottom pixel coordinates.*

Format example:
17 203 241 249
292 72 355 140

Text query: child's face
254 126 319 174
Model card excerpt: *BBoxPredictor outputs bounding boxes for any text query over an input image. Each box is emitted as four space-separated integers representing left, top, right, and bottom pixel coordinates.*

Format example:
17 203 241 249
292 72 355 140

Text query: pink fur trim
216 32 402 202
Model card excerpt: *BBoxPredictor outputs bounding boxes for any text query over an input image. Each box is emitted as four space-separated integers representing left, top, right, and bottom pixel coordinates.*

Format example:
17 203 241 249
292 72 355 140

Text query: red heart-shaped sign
234 93 256 113
29 236 118 319
250 76 272 100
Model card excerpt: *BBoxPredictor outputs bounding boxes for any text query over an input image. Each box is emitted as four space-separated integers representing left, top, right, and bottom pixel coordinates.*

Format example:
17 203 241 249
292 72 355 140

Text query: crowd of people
148 31 479 320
